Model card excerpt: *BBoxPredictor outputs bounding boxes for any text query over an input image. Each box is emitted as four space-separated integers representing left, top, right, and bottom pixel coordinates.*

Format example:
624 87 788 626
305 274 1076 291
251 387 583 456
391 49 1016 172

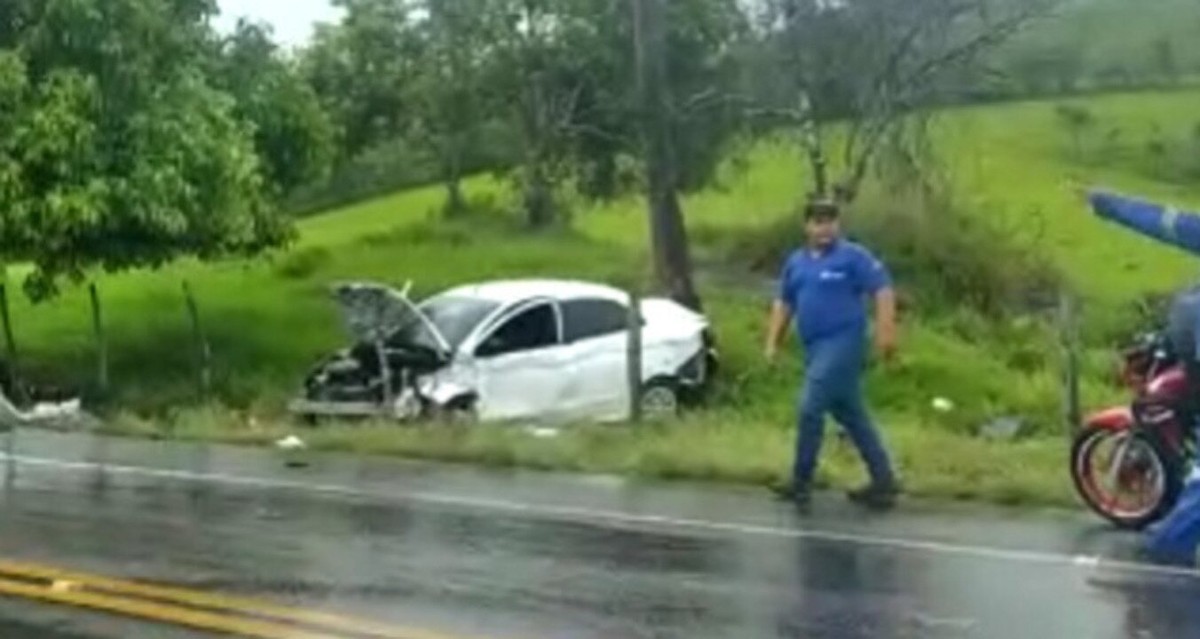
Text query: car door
560 297 636 421
470 300 572 423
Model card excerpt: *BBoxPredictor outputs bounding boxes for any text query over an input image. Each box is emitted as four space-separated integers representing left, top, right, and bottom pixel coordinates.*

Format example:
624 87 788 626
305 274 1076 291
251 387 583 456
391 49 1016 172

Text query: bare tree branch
760 0 1056 201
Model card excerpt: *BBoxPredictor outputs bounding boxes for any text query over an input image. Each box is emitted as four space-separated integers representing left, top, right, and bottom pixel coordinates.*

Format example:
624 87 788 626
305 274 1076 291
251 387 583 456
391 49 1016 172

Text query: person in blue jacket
1087 187 1200 565
1087 188 1200 428
764 199 899 510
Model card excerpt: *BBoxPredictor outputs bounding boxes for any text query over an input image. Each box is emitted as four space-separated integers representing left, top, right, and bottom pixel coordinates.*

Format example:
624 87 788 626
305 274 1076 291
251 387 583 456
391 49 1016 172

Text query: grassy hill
8 88 1200 506
984 0 1200 96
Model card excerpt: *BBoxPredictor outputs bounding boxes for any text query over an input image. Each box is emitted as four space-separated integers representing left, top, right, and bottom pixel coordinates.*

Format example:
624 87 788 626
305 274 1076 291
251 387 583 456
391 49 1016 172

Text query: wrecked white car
288 279 718 424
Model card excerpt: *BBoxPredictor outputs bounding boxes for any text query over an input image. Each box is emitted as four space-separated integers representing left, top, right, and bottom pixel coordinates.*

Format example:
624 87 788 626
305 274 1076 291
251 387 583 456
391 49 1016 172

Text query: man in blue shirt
764 199 899 510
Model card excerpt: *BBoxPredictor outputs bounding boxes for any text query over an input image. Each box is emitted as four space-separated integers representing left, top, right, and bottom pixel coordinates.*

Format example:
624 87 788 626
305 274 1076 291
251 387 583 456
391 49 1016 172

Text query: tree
1054 103 1095 161
752 0 1055 202
302 0 423 159
572 0 749 201
408 0 497 216
0 0 286 300
479 0 601 228
625 0 748 311
1151 37 1179 86
214 20 336 198
631 0 699 310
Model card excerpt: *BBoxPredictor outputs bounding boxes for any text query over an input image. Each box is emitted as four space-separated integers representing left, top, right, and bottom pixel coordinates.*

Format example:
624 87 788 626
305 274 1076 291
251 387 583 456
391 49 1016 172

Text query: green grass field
11 88 1200 508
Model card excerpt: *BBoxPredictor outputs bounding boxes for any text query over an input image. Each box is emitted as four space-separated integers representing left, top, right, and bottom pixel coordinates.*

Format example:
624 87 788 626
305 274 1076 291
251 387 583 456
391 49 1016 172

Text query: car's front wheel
430 395 479 425
639 379 680 422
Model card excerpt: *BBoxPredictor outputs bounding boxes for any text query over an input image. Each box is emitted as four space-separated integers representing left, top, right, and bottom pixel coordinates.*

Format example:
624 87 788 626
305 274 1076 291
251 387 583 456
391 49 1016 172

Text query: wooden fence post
89 282 108 397
0 283 29 406
0 284 16 366
1059 291 1082 438
182 281 212 398
626 289 643 424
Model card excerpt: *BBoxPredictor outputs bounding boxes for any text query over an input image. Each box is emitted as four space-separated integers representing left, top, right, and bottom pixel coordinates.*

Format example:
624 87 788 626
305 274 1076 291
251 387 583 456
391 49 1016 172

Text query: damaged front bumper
287 374 474 423
677 330 719 390
287 384 425 422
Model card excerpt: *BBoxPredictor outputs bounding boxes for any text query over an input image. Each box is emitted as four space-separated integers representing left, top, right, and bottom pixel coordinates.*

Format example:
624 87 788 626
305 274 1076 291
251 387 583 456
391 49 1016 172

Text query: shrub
273 246 332 280
706 179 1063 318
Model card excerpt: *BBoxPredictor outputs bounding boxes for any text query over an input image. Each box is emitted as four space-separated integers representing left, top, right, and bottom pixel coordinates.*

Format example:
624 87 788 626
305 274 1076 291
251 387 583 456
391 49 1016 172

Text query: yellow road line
0 559 474 639
0 574 338 639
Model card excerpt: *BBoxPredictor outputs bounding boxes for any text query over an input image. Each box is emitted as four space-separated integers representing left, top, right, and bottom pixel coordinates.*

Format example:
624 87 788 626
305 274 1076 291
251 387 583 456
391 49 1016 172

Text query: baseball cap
804 199 840 220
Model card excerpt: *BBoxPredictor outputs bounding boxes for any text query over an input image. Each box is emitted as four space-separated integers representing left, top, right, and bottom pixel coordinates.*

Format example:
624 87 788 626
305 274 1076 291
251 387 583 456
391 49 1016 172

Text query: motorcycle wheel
1070 425 1184 530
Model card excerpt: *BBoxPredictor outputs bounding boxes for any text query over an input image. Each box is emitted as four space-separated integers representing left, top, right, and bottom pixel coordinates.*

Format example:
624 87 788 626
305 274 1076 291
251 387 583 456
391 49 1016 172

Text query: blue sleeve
1089 190 1200 257
853 246 892 294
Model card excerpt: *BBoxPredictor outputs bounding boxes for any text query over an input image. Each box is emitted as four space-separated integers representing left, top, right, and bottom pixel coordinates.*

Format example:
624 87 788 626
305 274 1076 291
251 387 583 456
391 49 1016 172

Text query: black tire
429 395 478 425
1070 425 1185 530
639 378 681 421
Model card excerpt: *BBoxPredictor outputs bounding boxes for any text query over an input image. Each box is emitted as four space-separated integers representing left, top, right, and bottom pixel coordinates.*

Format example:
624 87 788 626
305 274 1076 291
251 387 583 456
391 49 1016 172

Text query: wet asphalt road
0 430 1197 639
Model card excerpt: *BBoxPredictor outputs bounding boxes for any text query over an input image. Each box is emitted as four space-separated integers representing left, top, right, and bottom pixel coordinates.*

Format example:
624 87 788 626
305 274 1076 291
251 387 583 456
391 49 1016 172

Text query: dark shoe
847 483 899 510
770 482 812 508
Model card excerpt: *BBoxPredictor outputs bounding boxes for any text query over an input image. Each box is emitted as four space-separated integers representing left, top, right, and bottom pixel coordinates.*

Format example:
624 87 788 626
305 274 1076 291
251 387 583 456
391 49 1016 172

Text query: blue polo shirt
777 239 892 345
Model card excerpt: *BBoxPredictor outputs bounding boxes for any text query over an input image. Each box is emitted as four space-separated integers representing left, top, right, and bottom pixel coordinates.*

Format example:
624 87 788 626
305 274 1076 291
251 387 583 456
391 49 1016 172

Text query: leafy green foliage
0 0 290 300
213 20 336 198
302 0 422 158
405 0 500 215
301 0 749 223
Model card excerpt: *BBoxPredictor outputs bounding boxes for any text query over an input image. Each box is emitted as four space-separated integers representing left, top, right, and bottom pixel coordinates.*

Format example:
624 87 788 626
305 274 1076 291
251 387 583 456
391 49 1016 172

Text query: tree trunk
797 93 829 200
631 0 702 312
524 164 557 229
443 177 467 218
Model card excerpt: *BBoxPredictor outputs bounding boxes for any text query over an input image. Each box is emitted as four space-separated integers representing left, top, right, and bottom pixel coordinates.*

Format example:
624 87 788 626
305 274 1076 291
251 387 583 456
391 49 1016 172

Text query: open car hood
329 281 450 353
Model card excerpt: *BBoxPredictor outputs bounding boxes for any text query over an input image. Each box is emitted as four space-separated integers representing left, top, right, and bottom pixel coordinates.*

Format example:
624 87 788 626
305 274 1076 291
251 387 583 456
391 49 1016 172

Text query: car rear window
561 298 629 342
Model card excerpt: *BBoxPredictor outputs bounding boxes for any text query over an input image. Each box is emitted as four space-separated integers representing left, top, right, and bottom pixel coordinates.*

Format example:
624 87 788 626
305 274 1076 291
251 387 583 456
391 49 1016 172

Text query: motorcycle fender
1084 406 1134 430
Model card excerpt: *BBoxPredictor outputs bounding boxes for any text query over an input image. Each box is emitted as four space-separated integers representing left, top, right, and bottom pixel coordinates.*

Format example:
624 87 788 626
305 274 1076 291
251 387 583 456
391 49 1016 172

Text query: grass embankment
12 89 1200 508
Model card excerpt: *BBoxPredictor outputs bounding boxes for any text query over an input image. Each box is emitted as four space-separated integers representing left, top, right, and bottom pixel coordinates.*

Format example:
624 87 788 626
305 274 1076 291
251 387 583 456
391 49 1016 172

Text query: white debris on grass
931 397 954 413
526 427 560 439
275 434 307 451
29 398 81 419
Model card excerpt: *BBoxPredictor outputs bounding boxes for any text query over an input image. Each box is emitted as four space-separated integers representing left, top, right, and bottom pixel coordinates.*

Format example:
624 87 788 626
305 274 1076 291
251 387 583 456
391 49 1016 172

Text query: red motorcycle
1071 331 1197 530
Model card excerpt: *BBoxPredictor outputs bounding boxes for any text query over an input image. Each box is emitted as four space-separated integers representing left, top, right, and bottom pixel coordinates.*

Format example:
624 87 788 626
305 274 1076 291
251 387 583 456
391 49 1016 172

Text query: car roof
435 279 628 305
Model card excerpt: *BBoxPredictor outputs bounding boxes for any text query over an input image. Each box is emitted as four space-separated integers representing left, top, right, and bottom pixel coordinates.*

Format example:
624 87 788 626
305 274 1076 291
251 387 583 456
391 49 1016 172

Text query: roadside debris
0 389 92 432
275 434 310 468
275 434 307 450
931 397 955 413
978 416 1025 440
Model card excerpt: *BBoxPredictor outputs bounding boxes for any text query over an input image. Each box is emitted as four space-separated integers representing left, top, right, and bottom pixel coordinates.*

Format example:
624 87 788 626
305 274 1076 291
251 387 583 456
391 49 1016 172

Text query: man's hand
764 342 779 366
873 288 898 362
1065 176 1093 204
875 327 897 362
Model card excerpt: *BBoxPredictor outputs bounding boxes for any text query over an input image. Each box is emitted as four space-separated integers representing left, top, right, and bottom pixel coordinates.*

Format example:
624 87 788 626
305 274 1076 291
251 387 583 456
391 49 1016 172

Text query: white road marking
3 452 1199 579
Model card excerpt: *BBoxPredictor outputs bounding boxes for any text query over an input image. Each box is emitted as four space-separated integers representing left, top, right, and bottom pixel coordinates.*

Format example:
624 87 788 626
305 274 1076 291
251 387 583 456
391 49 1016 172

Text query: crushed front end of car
287 281 455 423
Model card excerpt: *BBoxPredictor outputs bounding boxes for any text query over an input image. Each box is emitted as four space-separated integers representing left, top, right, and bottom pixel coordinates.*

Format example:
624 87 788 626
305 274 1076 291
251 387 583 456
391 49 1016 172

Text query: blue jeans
791 331 895 488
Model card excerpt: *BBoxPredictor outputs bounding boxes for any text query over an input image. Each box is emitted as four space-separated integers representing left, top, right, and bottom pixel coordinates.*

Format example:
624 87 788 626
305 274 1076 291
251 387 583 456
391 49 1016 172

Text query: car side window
561 298 630 343
476 303 560 358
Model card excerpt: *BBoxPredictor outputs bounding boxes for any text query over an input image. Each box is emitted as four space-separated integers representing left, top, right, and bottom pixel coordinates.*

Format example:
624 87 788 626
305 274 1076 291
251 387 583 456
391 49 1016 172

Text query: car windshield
404 295 499 351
